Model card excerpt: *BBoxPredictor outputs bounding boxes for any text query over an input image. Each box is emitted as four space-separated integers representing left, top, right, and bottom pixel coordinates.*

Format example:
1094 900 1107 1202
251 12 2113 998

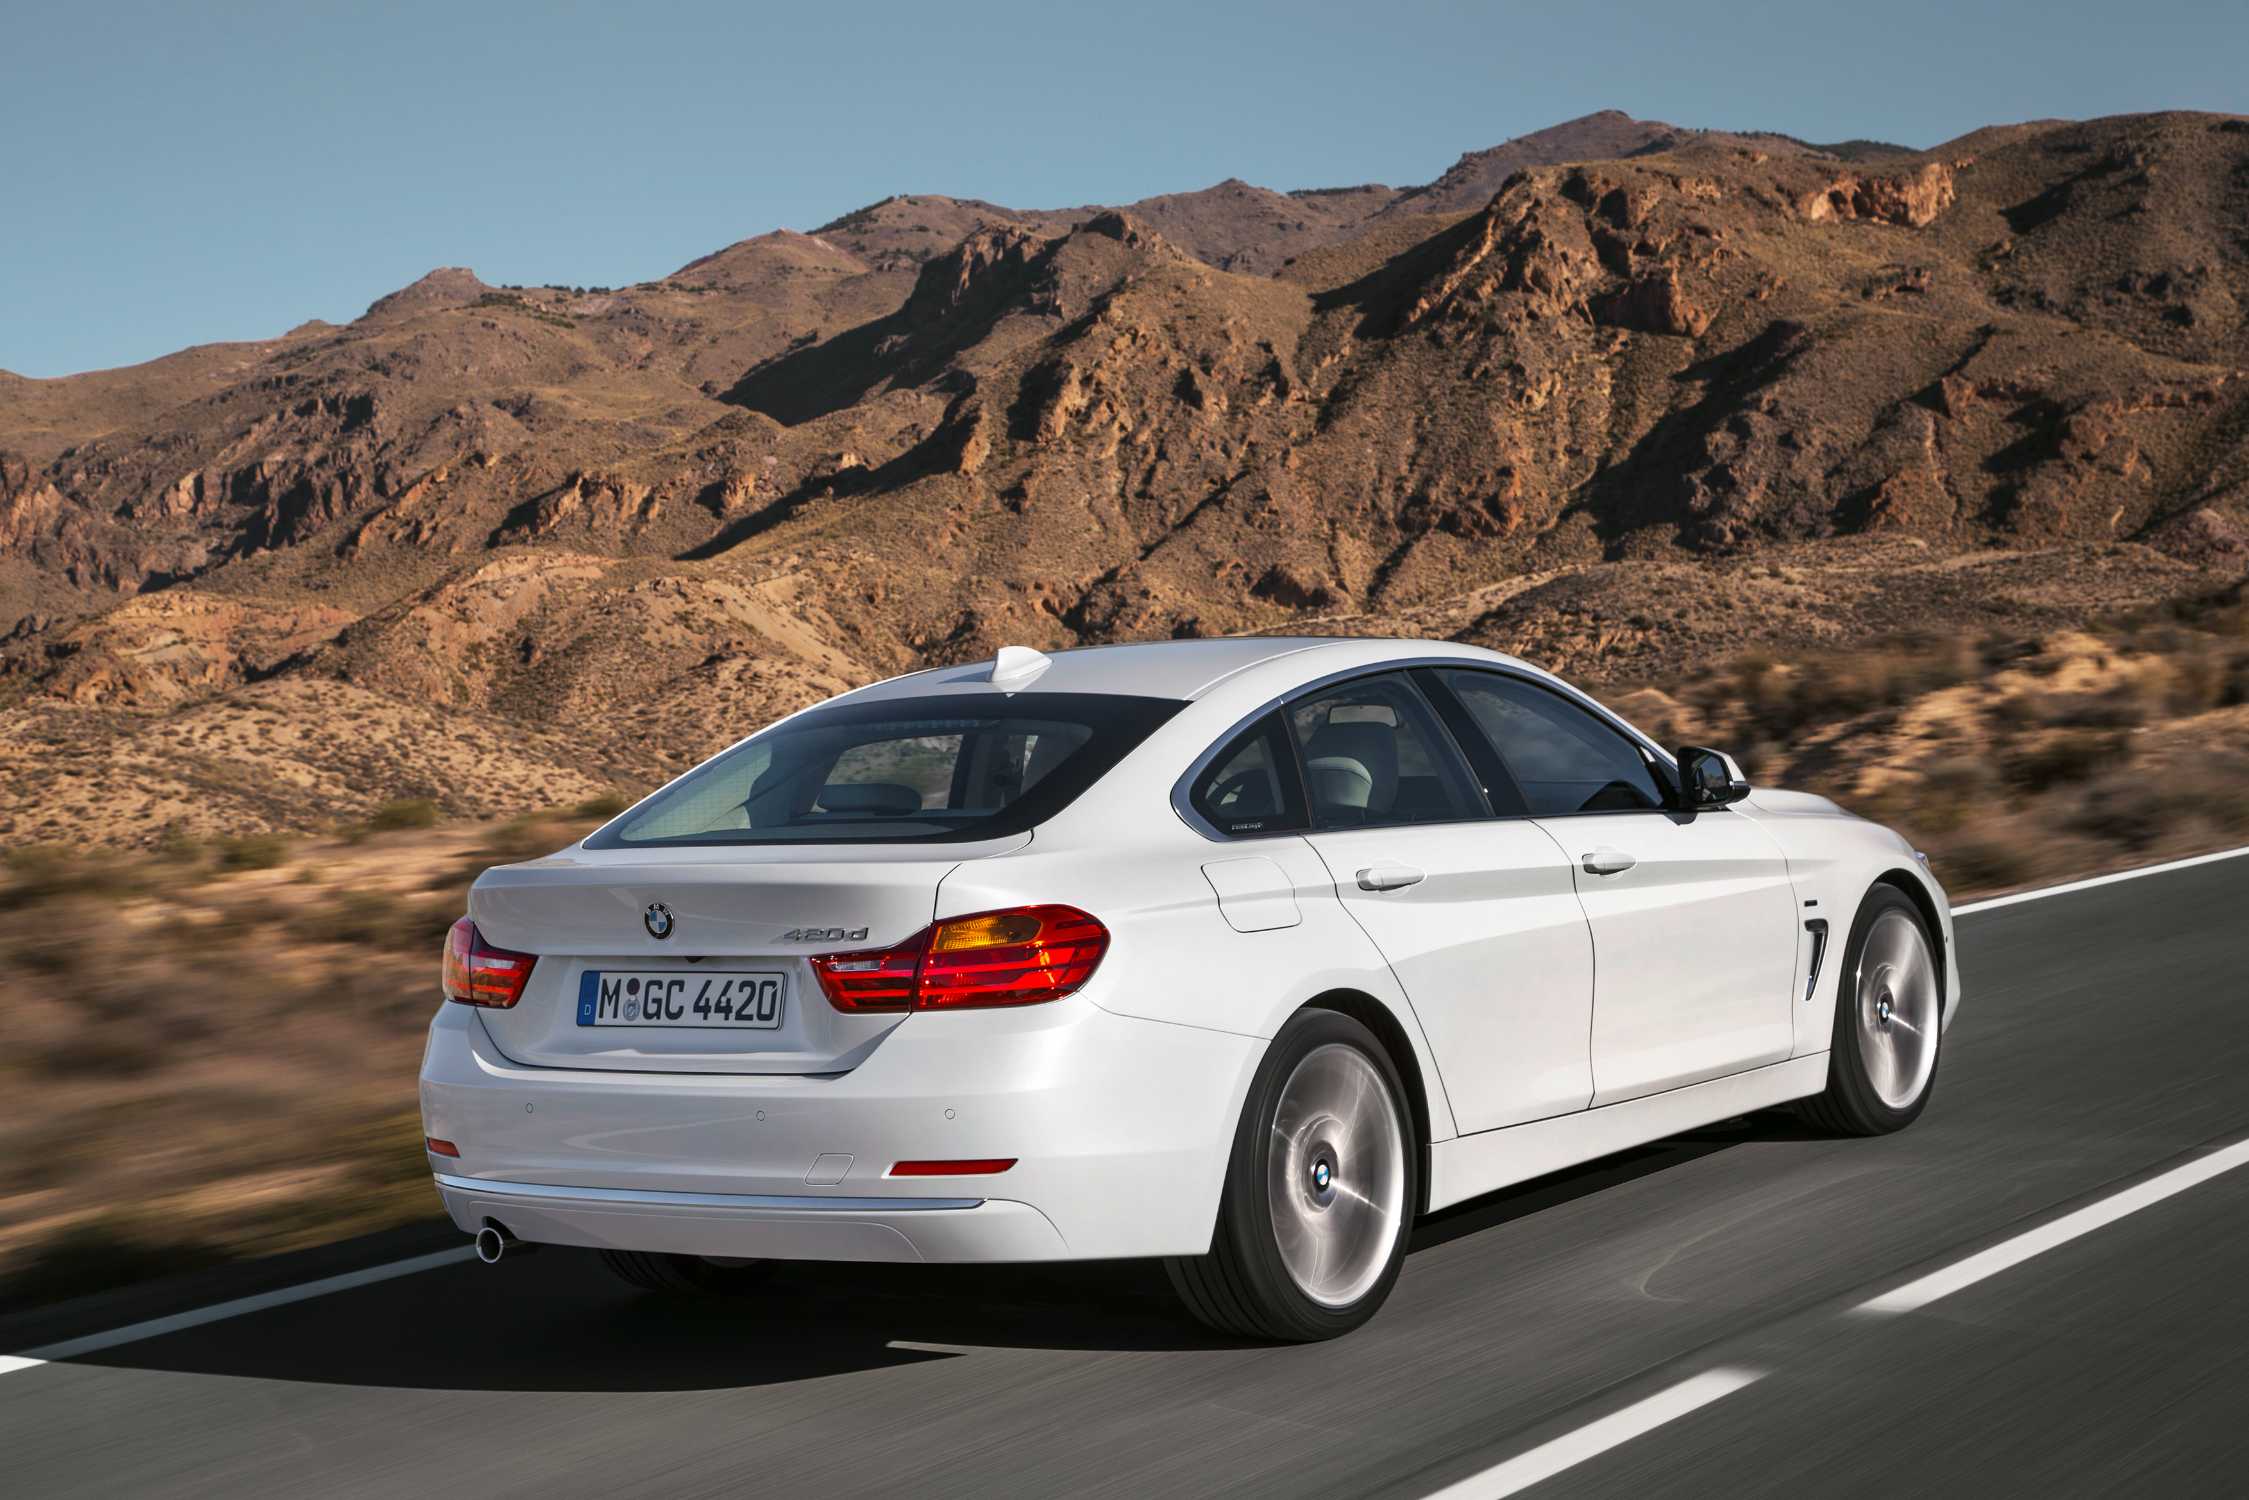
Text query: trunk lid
466 835 1024 1073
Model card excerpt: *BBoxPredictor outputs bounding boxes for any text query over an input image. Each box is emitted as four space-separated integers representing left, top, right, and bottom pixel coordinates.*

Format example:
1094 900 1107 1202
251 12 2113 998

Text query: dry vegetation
1610 579 2249 891
0 800 619 1312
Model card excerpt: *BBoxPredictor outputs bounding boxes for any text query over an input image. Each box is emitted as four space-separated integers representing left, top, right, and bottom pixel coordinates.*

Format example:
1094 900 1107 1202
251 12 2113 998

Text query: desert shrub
153 821 203 863
0 1214 230 1314
1874 762 1994 837
572 791 631 819
216 833 291 871
2002 731 2125 792
2062 775 2172 850
0 846 143 909
291 889 458 952
1936 833 2032 890
38 1024 168 1078
367 798 442 832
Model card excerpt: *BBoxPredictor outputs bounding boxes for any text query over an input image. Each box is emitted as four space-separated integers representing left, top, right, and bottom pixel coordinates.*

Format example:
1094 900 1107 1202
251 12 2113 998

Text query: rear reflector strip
425 1138 460 1158
887 1158 1017 1177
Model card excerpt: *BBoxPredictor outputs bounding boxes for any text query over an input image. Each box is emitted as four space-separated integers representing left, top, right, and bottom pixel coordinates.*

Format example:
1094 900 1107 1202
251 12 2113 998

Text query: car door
1425 668 1798 1106
1271 671 1596 1134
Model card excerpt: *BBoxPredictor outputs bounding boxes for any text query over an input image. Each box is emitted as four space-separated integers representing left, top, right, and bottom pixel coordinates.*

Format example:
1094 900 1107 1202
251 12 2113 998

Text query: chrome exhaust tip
474 1223 528 1264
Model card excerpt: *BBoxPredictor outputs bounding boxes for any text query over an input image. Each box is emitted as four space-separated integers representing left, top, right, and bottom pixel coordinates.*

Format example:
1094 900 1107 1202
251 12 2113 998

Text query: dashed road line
1423 1367 1769 1499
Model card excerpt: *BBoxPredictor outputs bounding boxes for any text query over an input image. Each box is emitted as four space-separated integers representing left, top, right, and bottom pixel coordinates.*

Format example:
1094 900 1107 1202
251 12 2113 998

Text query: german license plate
576 970 786 1029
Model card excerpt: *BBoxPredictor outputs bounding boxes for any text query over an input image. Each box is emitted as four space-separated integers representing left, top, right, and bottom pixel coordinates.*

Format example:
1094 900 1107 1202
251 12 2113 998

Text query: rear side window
1188 713 1307 837
588 693 1182 847
1285 673 1482 829
1436 670 1669 816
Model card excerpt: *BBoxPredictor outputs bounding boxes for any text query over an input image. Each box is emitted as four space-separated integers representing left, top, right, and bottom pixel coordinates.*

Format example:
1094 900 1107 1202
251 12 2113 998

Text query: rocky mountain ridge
4 107 2247 846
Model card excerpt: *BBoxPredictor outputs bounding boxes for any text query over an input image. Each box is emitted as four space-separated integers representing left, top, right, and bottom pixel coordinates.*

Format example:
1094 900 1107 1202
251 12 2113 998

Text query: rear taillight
812 904 1108 1013
442 917 537 1008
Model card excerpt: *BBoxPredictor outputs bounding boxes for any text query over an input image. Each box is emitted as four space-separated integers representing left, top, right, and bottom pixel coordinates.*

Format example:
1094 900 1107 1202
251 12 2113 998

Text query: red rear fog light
887 1159 1017 1177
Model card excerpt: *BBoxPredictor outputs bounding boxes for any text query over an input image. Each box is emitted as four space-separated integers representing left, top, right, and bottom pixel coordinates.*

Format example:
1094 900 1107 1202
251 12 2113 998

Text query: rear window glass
587 693 1183 847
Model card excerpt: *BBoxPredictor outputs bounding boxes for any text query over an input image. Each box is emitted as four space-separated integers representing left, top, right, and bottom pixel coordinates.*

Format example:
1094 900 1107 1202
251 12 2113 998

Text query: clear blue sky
4 0 2243 377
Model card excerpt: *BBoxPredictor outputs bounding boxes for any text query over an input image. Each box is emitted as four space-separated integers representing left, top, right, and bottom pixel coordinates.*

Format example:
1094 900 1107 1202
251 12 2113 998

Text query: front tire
1798 885 1943 1135
1166 1009 1416 1342
598 1249 776 1295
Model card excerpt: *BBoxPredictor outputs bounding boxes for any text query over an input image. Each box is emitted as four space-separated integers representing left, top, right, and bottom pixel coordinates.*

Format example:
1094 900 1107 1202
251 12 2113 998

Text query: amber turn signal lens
930 912 1043 951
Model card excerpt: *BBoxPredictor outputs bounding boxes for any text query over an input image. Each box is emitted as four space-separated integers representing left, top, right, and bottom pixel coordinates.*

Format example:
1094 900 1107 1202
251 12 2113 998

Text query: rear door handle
1356 863 1425 892
1581 847 1637 876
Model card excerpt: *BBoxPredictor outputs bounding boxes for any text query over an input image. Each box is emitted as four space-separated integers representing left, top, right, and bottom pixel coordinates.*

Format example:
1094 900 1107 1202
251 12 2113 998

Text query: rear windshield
586 692 1184 848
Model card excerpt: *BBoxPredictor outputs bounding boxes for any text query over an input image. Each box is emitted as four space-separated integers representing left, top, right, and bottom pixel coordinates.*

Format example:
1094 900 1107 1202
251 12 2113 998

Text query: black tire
598 1249 776 1295
1798 885 1943 1136
1165 1009 1417 1342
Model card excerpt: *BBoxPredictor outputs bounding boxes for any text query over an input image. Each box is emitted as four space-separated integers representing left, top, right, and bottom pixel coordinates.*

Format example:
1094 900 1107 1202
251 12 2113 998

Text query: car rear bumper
432 1173 1069 1262
418 994 1261 1263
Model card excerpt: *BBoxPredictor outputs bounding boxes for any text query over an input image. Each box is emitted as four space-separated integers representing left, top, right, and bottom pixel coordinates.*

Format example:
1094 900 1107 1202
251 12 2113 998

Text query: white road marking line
1857 1136 2249 1316
0 1246 476 1375
1423 1367 1768 1499
1952 844 2249 915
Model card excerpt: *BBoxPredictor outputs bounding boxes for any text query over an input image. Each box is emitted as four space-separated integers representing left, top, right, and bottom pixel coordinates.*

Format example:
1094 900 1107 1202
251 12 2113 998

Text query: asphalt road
5 854 2247 1498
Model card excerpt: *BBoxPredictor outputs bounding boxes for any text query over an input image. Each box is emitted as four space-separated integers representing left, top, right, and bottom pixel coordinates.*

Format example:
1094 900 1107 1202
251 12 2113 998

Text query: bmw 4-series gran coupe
422 637 1959 1340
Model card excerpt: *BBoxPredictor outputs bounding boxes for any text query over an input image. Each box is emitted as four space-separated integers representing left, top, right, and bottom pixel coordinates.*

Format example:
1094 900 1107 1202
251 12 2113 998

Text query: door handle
1581 847 1637 876
1356 863 1425 892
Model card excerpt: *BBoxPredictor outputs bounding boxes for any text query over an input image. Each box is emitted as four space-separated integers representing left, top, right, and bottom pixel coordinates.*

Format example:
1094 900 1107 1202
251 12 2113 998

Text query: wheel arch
1299 987 1438 1216
1871 868 1948 1004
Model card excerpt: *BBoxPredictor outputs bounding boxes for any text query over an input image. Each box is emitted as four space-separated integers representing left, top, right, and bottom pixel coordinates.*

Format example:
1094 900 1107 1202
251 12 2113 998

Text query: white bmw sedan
422 637 1959 1340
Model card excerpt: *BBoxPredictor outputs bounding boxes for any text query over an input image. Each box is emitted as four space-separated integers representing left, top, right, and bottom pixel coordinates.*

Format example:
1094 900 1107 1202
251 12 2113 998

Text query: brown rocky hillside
4 109 2248 847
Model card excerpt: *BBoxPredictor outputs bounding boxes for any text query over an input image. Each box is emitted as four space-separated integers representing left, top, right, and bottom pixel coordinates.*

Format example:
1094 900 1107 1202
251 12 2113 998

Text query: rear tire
1798 885 1943 1136
598 1249 776 1295
1166 1009 1416 1342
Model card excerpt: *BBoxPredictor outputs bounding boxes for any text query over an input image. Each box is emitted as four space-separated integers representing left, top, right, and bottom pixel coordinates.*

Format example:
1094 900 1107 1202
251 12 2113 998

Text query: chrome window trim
433 1173 984 1213
1170 655 1680 843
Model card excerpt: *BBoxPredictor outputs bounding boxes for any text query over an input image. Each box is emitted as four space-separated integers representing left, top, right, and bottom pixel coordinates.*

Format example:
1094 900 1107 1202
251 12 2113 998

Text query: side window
1285 673 1482 829
1190 713 1307 837
1439 671 1670 816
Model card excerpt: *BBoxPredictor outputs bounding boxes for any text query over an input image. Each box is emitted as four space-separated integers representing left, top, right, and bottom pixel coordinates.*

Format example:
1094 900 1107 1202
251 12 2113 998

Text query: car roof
839 636 1531 704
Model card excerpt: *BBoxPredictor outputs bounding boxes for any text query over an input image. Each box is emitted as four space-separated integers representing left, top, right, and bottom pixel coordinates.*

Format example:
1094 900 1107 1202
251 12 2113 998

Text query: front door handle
1356 863 1426 892
1581 847 1637 876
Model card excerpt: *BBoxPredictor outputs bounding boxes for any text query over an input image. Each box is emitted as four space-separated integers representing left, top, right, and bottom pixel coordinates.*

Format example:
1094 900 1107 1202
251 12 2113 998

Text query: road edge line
1952 844 2249 915
3 1247 476 1373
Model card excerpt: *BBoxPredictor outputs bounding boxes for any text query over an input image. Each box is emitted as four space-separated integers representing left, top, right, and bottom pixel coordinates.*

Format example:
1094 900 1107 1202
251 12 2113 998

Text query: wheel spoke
1854 910 1939 1110
1264 1043 1406 1309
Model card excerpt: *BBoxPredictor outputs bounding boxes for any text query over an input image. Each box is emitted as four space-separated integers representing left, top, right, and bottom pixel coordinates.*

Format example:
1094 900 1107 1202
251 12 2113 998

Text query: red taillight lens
441 917 538 1008
809 926 928 1013
811 905 1108 1013
425 1137 460 1158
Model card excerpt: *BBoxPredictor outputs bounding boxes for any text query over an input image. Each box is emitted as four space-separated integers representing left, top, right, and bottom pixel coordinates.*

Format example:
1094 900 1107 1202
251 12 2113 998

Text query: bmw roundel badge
644 901 674 940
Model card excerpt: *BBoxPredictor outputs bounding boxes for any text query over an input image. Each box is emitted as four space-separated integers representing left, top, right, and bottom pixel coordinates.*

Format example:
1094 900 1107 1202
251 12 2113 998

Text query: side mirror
1675 746 1751 812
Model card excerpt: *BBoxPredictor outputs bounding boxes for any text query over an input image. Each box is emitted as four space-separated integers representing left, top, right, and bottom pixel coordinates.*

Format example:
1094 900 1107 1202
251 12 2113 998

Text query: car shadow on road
58 1109 1809 1392
1408 1106 1817 1253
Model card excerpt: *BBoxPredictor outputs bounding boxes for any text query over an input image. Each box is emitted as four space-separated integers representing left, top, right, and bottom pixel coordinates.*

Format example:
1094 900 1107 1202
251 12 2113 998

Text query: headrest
817 782 924 816
1304 721 1399 812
